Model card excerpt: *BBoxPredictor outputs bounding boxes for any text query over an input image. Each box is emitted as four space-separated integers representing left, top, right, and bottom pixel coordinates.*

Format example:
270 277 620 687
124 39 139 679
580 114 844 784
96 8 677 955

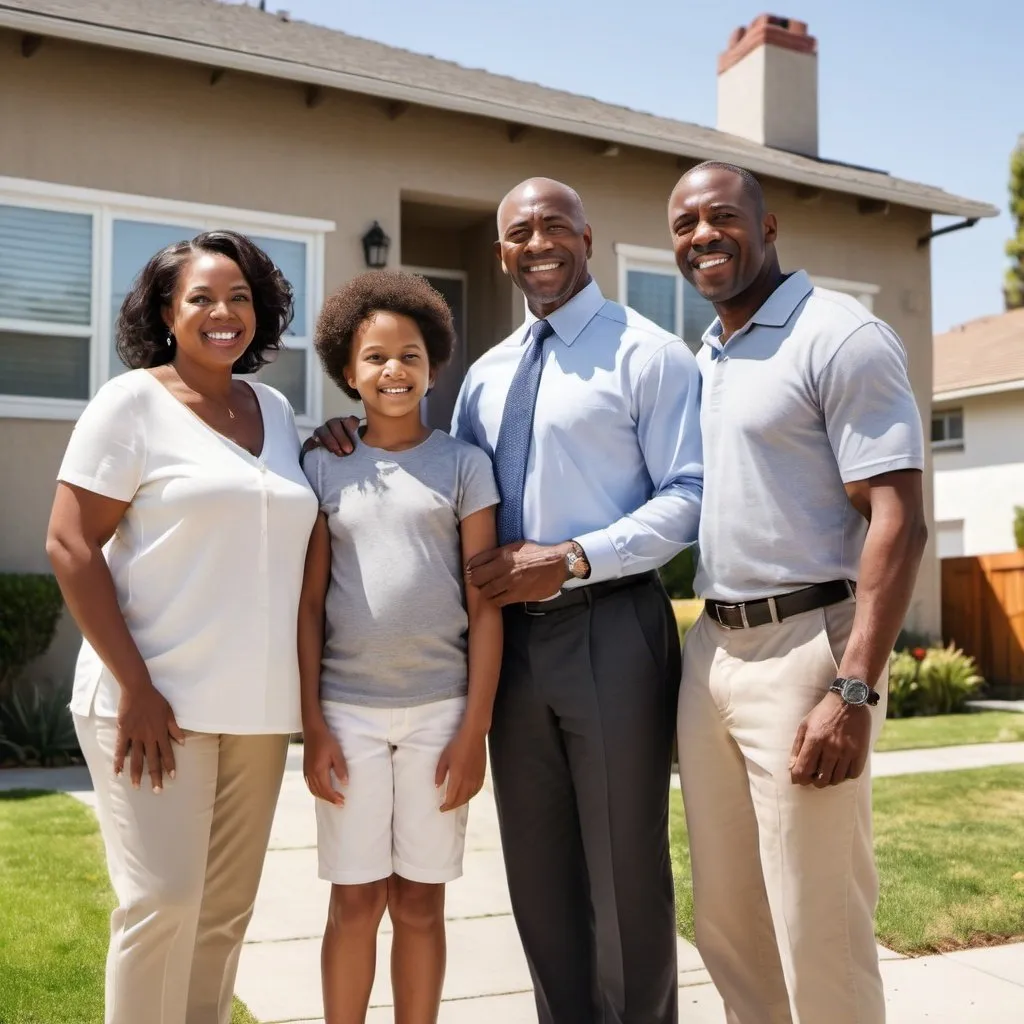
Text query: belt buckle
522 603 546 617
713 601 741 629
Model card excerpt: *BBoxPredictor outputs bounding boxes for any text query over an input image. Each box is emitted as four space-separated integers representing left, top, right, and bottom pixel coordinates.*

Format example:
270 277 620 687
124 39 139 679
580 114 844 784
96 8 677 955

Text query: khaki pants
75 714 289 1024
677 600 887 1024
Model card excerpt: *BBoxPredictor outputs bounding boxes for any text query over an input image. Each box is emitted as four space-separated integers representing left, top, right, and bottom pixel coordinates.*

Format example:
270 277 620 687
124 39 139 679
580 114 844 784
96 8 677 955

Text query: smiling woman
43 229 319 1024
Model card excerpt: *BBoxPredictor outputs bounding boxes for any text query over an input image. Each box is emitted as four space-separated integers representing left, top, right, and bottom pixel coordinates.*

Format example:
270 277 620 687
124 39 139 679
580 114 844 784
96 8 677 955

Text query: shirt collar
520 278 605 347
701 270 813 353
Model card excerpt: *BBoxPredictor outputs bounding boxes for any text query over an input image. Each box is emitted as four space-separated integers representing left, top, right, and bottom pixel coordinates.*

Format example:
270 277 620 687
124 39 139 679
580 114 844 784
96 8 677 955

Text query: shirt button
258 461 267 474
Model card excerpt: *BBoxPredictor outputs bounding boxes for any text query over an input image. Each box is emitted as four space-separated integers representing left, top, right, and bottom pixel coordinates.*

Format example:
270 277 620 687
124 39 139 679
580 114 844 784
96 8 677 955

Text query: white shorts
315 696 469 885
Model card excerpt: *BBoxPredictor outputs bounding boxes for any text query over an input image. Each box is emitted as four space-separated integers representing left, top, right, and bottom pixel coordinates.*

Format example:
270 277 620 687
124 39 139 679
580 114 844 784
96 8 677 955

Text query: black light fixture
361 221 391 269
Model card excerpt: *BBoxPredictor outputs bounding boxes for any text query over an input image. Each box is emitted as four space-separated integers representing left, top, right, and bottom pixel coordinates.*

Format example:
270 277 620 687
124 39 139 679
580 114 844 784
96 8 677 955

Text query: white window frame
615 243 681 325
931 407 964 451
0 176 335 427
809 276 879 312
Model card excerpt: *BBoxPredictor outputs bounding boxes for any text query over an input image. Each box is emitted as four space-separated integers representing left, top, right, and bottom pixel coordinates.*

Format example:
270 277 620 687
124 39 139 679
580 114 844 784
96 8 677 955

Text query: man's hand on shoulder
465 541 573 606
300 415 360 460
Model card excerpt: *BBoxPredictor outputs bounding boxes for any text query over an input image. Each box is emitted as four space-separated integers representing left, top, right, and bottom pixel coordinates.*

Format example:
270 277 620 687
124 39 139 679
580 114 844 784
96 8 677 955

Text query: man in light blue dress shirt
454 178 703 1024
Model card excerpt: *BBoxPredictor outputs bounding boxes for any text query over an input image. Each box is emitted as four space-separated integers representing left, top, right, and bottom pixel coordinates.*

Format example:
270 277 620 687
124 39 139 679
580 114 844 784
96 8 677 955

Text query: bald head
494 177 593 318
497 177 587 235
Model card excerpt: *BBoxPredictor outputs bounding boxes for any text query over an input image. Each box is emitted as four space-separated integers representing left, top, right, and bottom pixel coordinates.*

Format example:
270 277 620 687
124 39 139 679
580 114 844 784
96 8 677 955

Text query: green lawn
876 711 1024 752
0 790 259 1024
670 765 1024 956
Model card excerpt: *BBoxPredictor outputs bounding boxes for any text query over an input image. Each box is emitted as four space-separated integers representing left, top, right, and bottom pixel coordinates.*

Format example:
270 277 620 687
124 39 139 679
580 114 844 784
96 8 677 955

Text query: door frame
402 266 469 424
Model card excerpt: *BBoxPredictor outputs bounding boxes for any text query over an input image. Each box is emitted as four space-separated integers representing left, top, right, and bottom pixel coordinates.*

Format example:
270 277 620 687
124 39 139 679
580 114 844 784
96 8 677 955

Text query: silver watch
828 677 880 707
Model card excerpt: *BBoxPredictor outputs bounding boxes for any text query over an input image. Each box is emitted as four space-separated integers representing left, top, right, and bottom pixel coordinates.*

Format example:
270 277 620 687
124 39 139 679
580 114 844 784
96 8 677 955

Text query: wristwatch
829 677 880 707
565 541 591 580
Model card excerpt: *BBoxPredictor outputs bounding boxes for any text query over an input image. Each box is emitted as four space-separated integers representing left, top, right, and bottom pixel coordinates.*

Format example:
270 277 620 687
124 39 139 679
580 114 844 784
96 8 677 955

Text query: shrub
0 677 79 767
916 643 984 715
886 643 984 718
886 649 922 719
660 547 697 600
1014 505 1024 549
0 574 65 698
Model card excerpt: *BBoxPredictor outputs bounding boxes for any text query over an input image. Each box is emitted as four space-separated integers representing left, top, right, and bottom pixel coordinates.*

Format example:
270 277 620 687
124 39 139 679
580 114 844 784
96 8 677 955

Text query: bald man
452 178 703 1023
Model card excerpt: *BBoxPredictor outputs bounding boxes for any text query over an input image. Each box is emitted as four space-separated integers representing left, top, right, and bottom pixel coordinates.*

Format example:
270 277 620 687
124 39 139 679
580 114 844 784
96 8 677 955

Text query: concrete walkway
5 742 1024 1022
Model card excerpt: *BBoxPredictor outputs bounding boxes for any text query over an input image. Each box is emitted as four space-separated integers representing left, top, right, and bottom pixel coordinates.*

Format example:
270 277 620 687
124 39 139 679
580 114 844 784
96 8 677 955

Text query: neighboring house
0 2 997 678
933 309 1024 557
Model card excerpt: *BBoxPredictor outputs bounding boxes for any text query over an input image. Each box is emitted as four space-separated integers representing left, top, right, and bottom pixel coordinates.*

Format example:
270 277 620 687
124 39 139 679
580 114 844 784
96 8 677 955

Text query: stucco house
0 1 997 679
933 309 1024 558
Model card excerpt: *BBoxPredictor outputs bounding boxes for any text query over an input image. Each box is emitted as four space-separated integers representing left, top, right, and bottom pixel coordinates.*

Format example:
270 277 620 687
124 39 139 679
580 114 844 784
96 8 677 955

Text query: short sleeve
301 446 325 505
818 321 925 483
457 444 499 521
57 380 144 501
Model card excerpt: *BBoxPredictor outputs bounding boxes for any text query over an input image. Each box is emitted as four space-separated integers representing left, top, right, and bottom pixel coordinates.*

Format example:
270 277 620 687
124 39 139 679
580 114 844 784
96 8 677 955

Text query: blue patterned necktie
493 318 554 545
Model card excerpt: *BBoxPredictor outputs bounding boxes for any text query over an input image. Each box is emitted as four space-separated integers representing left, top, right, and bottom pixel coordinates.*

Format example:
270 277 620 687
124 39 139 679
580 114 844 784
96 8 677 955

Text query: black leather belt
515 570 660 617
705 579 855 630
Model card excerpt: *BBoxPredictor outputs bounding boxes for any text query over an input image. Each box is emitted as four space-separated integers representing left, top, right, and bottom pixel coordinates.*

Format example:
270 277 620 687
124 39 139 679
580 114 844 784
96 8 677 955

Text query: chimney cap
718 13 817 76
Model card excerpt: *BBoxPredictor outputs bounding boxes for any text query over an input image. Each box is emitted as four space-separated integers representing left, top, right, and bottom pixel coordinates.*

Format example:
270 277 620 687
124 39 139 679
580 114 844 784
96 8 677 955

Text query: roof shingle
0 0 998 219
934 308 1024 395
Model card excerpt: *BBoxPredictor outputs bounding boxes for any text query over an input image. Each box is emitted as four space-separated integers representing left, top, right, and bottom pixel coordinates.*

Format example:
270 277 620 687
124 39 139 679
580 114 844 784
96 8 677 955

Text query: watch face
843 679 870 705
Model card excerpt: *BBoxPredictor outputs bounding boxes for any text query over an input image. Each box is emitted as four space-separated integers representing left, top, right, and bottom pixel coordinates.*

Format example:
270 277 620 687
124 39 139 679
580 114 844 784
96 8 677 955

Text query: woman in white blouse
46 231 318 1024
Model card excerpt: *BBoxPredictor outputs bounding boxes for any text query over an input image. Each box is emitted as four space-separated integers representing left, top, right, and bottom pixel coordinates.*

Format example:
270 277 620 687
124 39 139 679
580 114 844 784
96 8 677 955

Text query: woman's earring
166 330 174 348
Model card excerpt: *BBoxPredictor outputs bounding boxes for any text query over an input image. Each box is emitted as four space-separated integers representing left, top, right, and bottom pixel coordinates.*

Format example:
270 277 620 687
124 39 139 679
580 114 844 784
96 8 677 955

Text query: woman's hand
114 683 186 792
302 416 360 458
302 720 348 806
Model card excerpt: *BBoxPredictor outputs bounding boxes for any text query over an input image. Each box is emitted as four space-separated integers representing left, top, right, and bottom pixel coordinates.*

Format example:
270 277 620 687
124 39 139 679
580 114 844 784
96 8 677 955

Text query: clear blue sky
229 0 1016 334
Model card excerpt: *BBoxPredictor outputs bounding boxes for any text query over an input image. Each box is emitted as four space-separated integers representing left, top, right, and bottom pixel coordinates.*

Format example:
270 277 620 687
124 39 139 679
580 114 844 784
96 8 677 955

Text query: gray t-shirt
303 430 499 707
694 271 925 603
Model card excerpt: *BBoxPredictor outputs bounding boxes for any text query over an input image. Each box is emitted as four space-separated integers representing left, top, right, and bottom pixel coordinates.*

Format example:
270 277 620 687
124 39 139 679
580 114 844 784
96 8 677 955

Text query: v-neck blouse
58 369 318 734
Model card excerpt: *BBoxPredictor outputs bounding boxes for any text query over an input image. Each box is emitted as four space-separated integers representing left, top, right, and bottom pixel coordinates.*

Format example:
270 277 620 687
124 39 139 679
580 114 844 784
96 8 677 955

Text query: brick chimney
716 14 818 157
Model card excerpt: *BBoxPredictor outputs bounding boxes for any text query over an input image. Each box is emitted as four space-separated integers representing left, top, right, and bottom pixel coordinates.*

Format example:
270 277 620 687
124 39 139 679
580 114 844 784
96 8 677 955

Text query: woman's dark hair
315 270 455 400
115 230 294 374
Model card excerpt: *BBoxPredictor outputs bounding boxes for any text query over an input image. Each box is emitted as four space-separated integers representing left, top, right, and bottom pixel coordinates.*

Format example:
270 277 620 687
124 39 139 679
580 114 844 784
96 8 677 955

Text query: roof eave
0 6 999 220
933 379 1024 402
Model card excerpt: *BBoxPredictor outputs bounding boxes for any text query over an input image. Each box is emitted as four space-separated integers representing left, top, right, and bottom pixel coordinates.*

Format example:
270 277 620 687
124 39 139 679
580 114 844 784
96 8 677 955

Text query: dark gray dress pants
489 573 681 1024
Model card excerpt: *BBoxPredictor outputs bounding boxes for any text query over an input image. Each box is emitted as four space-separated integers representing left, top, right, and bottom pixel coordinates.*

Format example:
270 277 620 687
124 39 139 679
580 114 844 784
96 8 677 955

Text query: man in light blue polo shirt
668 162 927 1024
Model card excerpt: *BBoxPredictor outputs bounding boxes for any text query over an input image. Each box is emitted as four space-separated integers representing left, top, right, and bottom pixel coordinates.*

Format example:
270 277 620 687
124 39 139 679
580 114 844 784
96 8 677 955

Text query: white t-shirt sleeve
457 444 499 521
57 379 145 502
818 321 925 484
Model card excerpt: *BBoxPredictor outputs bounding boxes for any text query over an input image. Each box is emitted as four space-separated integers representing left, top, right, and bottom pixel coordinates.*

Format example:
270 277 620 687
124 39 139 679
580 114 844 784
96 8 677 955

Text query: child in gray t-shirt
298 271 501 1023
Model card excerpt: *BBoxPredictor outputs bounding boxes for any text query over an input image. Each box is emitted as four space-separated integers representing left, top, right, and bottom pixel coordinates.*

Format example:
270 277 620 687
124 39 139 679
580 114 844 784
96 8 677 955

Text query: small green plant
886 649 923 719
0 677 78 766
1014 505 1024 549
660 547 697 600
916 643 984 715
0 574 65 699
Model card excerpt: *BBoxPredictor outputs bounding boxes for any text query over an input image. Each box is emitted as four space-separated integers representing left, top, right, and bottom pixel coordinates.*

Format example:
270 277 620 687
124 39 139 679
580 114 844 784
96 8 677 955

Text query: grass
669 765 1024 956
0 790 260 1024
876 711 1024 752
672 599 703 642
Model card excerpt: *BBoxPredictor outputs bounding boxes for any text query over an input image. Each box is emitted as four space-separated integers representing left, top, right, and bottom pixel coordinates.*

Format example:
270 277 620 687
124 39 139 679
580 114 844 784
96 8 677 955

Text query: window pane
250 236 307 336
682 280 717 354
254 347 306 415
110 220 196 376
948 411 963 440
0 205 93 325
930 416 945 443
0 330 90 399
626 270 676 334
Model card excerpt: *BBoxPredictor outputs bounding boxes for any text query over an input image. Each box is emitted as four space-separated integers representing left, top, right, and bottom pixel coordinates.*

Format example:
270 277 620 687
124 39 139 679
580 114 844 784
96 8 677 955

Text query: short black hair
315 270 455 401
686 161 766 217
115 230 294 374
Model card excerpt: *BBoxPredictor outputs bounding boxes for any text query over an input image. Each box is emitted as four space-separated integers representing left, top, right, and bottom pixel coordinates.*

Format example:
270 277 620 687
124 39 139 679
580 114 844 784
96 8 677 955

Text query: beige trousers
677 600 887 1024
75 714 289 1024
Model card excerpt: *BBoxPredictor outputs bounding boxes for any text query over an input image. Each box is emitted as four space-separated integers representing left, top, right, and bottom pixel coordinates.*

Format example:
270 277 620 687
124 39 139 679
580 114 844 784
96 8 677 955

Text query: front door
407 269 467 432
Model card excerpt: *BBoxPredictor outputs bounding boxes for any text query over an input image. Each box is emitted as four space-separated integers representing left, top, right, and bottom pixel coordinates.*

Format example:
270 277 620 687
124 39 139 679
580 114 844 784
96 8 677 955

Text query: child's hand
436 727 486 812
303 723 348 806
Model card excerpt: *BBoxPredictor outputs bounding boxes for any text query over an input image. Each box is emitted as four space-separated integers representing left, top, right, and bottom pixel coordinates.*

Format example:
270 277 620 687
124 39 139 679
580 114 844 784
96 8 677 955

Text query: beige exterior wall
0 31 939 682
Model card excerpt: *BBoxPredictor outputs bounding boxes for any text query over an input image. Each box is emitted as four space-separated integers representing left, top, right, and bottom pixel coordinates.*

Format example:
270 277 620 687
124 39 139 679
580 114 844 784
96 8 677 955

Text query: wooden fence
941 552 1024 689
